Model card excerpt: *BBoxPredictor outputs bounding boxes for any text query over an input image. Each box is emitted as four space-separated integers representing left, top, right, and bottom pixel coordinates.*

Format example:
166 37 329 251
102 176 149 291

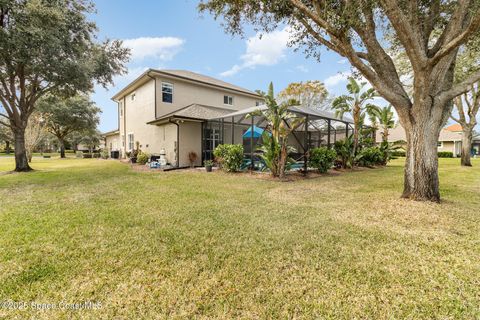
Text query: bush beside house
309 147 337 173
213 144 244 172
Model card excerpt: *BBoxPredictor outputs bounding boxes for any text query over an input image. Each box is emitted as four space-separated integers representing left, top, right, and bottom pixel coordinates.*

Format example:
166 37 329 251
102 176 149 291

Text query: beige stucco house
103 69 263 167
376 123 477 156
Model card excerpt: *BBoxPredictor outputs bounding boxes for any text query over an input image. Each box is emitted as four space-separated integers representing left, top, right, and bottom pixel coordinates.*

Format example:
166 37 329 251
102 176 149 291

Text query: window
131 93 136 101
128 133 134 151
255 101 262 106
224 95 233 105
119 101 123 117
162 82 173 103
437 141 443 148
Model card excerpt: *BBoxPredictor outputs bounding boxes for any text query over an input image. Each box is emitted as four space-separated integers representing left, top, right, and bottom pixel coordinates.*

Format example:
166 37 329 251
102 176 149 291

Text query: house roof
112 69 260 101
378 124 462 142
147 104 234 125
445 124 462 132
214 104 354 123
101 129 119 137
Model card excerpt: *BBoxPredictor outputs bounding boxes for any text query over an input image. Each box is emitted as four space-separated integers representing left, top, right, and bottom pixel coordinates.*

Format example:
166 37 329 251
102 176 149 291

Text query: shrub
93 152 100 158
100 149 109 159
213 144 244 172
137 152 150 165
356 146 383 167
334 137 355 169
76 151 83 158
438 151 453 158
309 147 337 173
83 153 92 159
391 150 406 157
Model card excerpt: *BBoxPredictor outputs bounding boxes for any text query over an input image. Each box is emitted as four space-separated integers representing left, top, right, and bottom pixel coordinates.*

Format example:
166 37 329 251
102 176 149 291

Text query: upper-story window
162 82 173 103
131 93 136 101
224 95 234 105
255 101 262 106
119 101 123 116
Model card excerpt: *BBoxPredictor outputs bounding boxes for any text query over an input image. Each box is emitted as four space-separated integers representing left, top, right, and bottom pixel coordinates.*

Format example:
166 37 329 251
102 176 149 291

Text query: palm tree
373 105 396 144
251 82 301 178
332 78 378 155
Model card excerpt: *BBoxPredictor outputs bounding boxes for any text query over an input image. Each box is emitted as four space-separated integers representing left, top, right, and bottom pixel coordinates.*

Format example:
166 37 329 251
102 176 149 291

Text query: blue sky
92 0 356 132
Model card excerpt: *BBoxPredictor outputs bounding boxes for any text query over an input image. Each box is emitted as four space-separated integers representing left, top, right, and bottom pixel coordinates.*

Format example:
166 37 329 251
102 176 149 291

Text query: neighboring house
444 124 480 155
376 123 479 157
103 69 263 167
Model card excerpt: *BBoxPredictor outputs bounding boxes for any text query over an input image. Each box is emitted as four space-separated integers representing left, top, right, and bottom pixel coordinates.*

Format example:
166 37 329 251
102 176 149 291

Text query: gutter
169 117 180 168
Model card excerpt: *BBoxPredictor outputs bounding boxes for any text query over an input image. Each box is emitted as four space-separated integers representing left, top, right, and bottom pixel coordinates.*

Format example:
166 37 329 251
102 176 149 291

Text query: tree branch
379 0 427 70
428 0 473 56
429 14 480 65
438 69 480 103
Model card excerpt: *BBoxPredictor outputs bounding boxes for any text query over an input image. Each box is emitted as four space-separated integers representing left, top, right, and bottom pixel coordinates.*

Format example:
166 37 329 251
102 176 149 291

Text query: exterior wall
121 79 167 158
437 141 456 155
105 134 120 151
179 122 202 167
154 76 262 118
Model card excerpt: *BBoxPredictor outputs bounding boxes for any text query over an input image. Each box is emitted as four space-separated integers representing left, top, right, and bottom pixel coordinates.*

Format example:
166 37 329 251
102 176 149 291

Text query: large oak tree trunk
14 129 32 172
5 140 10 154
461 127 473 166
401 117 442 202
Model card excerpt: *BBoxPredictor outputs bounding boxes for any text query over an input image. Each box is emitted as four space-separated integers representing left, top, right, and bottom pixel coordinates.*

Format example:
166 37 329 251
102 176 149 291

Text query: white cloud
123 37 185 61
295 65 309 73
220 28 290 77
337 59 348 64
324 72 351 90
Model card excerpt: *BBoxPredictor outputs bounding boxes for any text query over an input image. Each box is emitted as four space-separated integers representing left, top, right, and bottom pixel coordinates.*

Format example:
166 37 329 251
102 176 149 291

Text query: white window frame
119 101 123 117
437 141 443 148
131 92 136 101
224 95 234 106
128 133 134 151
162 82 174 103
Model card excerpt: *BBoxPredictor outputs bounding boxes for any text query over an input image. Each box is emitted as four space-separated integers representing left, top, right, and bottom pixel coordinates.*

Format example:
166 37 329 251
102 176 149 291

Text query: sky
91 0 360 132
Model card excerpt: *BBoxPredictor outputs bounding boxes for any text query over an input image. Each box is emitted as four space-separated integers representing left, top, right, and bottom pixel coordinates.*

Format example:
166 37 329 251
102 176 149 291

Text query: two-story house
104 69 263 167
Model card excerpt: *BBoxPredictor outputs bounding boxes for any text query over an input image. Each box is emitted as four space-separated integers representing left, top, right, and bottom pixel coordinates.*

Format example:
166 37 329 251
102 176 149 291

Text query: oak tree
37 94 101 158
0 0 129 171
200 0 480 201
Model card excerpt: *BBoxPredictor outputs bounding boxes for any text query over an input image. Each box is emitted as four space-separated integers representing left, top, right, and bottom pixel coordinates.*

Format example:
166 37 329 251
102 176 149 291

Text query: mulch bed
126 160 385 181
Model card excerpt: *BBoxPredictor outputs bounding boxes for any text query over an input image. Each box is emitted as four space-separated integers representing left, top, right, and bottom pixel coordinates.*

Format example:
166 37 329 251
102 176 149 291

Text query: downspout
169 117 180 168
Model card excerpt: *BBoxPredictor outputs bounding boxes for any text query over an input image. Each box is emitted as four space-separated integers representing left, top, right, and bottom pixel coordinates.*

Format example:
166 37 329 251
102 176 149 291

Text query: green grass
0 157 479 319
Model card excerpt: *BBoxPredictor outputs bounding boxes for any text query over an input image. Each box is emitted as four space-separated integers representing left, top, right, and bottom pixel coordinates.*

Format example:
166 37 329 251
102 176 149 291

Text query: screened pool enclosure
201 105 359 172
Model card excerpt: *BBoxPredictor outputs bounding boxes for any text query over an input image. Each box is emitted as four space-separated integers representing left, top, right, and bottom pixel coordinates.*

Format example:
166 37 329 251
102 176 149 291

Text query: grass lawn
0 157 479 319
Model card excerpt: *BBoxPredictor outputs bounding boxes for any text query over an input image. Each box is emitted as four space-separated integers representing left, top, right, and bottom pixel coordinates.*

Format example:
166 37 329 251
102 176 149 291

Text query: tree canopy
199 0 480 201
278 80 329 110
37 94 101 158
0 0 129 171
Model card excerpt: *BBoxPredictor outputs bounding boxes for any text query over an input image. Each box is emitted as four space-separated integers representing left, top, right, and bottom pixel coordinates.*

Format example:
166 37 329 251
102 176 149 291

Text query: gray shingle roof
157 69 259 96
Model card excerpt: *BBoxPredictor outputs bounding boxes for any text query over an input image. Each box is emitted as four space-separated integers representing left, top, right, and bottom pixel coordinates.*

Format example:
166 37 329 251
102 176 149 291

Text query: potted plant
204 160 214 172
